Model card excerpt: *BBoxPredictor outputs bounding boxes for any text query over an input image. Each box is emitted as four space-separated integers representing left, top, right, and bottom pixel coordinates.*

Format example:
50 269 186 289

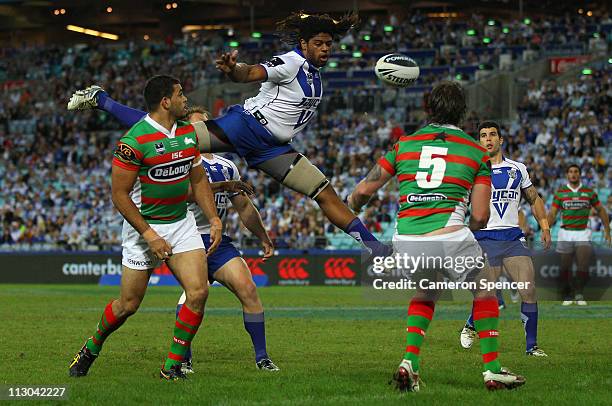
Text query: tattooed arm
523 185 551 249
347 164 393 214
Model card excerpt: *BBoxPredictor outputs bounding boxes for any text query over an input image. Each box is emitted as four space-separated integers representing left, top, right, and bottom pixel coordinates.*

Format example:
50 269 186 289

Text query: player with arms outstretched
348 82 525 392
67 11 389 257
549 164 611 306
459 121 551 357
68 75 222 381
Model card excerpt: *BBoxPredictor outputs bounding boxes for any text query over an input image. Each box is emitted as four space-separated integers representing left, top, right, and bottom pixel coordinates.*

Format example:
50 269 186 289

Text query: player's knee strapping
279 154 329 199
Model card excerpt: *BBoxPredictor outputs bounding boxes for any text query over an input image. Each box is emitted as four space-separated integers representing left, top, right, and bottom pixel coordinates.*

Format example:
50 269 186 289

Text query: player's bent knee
185 284 208 306
280 154 329 198
118 298 142 317
236 279 258 302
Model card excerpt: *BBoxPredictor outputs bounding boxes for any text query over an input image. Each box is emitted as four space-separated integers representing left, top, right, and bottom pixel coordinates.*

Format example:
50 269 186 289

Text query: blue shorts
211 105 295 167
201 234 241 282
473 227 531 267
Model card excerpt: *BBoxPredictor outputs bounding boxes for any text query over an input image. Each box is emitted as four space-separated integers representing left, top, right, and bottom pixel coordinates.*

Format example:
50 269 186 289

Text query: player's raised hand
215 50 238 74
207 217 223 255
261 238 275 261
541 229 552 249
143 228 173 260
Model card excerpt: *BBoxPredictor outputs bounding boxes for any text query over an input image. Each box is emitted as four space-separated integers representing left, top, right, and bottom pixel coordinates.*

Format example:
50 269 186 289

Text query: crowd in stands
0 11 610 250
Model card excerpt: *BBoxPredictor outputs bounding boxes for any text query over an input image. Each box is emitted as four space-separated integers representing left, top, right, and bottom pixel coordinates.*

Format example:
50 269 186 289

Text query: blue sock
344 218 390 256
466 303 474 327
243 312 268 362
97 92 147 127
175 304 192 361
521 302 538 351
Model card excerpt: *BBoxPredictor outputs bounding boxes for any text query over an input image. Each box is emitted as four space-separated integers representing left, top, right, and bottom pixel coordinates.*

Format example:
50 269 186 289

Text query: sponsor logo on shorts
127 258 154 267
278 258 309 285
148 157 192 182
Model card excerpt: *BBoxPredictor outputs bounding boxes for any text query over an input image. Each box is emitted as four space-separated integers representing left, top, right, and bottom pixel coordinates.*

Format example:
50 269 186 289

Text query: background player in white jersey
460 121 551 357
67 11 390 258
177 107 278 372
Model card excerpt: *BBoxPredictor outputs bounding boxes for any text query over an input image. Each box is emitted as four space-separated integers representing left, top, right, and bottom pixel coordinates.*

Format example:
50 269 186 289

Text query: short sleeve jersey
189 154 240 235
112 115 201 224
243 48 323 143
552 184 601 230
379 124 491 235
484 157 532 230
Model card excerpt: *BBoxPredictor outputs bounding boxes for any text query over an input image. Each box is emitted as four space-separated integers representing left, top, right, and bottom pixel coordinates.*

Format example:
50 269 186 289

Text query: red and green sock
473 297 502 373
163 304 203 371
85 300 127 356
403 299 435 372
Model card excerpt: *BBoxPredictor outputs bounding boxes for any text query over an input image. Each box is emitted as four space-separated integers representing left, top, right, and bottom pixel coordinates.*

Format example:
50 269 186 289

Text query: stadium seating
0 12 610 251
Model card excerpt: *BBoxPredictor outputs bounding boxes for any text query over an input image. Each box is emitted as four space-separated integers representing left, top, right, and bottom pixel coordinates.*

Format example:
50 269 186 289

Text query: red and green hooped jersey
552 184 600 230
112 115 200 225
379 124 491 235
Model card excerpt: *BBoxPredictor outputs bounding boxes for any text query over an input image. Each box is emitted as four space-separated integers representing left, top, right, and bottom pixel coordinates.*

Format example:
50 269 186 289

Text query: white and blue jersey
188 154 242 278
244 48 323 143
473 157 532 264
189 154 240 234
211 48 322 167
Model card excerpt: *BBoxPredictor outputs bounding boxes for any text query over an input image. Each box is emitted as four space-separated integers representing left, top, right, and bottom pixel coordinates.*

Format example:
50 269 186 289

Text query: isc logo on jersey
148 157 192 182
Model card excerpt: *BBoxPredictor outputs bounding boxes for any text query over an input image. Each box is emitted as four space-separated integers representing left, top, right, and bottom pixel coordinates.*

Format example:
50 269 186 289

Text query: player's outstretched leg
175 294 194 374
69 266 150 377
67 86 147 127
473 296 525 390
214 257 279 371
256 153 390 257
391 297 435 392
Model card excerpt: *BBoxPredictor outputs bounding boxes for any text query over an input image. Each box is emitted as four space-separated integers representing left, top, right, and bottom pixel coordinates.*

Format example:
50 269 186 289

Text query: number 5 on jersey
416 146 448 189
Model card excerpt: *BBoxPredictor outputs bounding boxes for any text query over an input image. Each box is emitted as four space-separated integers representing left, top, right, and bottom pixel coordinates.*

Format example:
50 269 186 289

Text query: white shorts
392 227 484 282
121 211 204 270
556 228 592 254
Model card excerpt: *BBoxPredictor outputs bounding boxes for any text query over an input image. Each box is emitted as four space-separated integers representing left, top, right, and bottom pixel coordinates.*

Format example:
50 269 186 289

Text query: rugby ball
375 54 419 87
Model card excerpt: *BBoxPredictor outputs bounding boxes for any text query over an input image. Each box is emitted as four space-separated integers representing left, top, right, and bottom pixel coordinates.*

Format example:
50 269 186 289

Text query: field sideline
1 285 611 405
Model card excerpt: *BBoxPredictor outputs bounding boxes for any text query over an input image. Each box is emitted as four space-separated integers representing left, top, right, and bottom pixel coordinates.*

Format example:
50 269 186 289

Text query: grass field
1 284 611 405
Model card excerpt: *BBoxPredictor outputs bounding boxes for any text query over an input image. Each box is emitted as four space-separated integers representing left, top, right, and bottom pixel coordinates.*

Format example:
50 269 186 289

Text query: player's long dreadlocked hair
276 11 359 45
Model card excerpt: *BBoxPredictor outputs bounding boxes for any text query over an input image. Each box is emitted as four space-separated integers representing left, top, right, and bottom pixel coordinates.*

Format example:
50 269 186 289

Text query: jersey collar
567 183 582 193
429 123 461 131
145 114 177 138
